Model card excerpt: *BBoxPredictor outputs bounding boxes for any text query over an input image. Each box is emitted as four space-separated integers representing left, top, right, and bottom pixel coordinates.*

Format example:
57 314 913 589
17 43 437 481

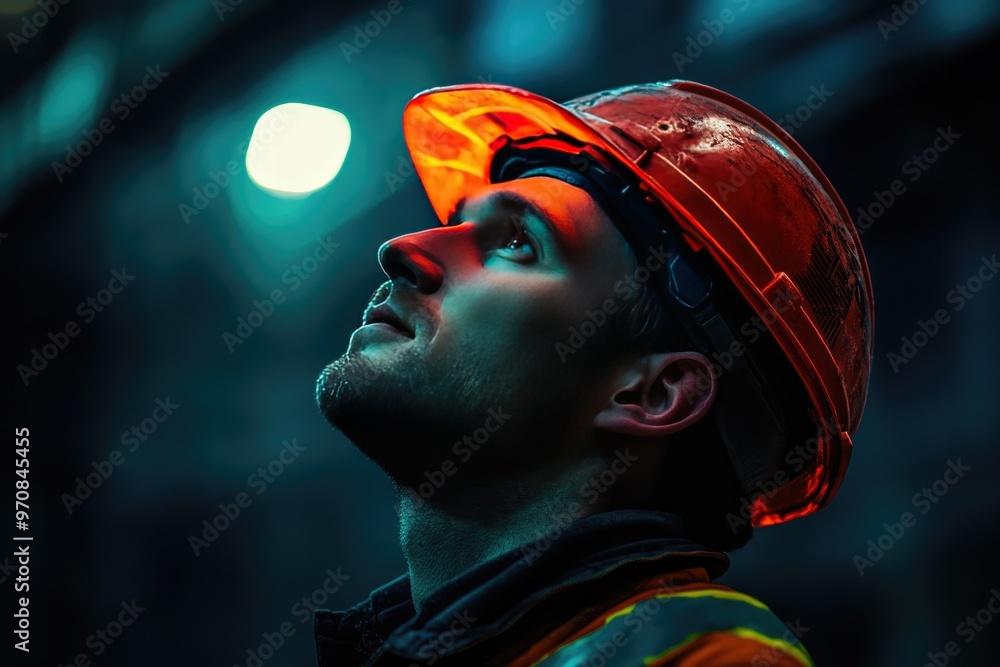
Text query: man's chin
315 353 378 429
315 353 417 472
314 351 490 490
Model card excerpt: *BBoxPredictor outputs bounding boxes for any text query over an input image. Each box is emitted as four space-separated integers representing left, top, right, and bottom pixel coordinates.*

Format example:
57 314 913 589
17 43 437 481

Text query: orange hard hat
400 80 874 527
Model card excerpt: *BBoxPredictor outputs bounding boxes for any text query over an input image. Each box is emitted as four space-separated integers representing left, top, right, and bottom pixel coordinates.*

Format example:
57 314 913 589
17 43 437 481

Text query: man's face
315 176 640 493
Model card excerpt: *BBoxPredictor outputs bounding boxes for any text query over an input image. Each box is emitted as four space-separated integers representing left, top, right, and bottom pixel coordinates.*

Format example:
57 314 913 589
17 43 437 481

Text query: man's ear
593 351 717 437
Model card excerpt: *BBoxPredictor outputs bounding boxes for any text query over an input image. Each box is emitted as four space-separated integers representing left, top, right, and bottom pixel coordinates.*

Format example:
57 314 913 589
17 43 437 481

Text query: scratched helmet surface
401 80 874 526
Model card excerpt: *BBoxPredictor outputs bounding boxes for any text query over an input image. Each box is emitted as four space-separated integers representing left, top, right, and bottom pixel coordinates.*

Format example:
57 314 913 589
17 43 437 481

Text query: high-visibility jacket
314 510 813 666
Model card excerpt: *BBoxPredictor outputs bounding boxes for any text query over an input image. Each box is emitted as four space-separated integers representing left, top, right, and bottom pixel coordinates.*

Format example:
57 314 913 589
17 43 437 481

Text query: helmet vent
794 229 856 349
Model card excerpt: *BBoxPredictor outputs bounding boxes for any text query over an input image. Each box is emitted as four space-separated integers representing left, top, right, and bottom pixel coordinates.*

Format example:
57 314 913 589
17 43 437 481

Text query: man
313 80 873 666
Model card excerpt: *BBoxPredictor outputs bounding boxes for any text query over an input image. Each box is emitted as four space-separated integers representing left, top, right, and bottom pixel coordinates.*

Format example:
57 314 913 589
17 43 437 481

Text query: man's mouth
363 303 416 338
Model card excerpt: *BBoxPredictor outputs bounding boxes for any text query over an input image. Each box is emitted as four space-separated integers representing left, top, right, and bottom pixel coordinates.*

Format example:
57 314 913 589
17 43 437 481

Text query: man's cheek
443 287 567 352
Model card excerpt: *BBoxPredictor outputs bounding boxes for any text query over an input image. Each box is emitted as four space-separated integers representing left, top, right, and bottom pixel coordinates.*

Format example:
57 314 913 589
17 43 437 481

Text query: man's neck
397 460 609 612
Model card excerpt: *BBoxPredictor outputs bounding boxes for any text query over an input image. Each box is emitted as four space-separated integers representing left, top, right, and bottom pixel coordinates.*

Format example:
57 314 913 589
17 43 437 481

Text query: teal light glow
38 35 112 146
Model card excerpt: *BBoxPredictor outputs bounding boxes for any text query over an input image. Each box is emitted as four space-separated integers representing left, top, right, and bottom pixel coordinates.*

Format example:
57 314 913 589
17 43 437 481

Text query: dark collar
314 509 728 666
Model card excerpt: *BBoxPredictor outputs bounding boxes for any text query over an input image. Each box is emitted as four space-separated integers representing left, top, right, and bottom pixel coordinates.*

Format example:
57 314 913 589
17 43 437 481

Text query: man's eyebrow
449 190 566 255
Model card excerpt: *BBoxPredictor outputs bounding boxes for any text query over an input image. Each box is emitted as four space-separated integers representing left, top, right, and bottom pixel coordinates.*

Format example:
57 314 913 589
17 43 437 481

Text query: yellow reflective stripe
603 601 639 624
603 587 770 628
641 627 814 667
728 627 814 667
532 588 809 667
652 588 772 611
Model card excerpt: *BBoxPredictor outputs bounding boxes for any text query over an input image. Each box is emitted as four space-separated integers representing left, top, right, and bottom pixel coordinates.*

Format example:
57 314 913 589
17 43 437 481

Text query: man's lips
363 303 415 338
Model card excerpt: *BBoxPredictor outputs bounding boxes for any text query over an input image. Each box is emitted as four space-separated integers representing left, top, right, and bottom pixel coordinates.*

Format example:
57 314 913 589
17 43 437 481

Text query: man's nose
377 225 469 294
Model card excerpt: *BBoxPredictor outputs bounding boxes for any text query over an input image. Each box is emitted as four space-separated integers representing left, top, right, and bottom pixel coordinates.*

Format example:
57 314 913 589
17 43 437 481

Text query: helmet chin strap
494 138 787 494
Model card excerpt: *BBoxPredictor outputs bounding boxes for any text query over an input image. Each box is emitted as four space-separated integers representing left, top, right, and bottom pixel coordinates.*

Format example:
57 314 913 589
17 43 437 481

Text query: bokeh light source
37 34 112 146
245 102 351 196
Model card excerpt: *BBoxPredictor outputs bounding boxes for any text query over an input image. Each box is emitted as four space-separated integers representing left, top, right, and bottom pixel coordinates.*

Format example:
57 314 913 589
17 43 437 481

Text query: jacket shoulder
531 581 813 667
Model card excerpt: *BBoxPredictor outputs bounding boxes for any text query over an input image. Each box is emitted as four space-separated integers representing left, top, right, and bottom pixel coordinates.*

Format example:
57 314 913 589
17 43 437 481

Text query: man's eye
498 220 537 261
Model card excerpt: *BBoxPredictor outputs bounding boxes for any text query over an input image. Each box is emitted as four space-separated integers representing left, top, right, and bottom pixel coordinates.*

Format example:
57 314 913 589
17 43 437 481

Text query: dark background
2 0 999 665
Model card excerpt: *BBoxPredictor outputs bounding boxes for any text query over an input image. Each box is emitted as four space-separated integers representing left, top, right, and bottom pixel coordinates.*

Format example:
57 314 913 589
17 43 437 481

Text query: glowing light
245 103 351 196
